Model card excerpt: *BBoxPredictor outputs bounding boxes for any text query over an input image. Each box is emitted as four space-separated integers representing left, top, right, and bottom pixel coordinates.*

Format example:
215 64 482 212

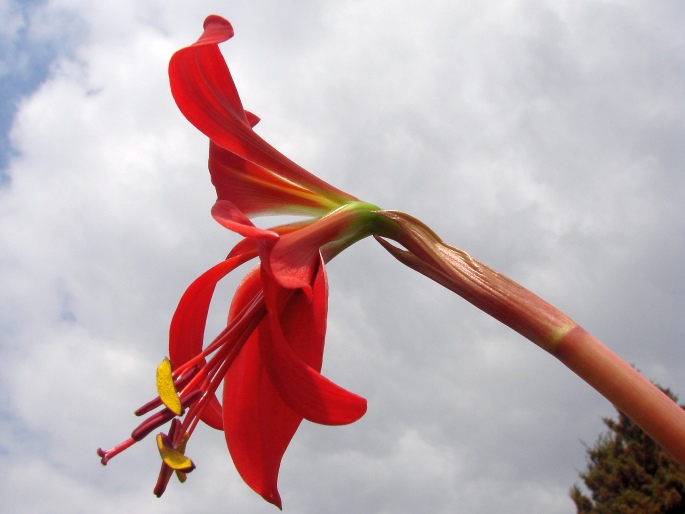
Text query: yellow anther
174 434 192 482
176 432 190 454
156 358 182 416
156 434 194 472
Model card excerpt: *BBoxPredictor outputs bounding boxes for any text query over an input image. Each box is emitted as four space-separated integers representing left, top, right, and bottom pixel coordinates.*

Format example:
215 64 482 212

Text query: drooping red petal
169 16 355 204
222 260 357 507
209 141 336 217
222 266 297 508
169 250 257 429
260 258 367 425
222 326 298 509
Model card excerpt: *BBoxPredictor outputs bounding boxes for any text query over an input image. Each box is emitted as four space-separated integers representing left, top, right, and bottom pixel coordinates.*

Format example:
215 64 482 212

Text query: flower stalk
373 210 685 466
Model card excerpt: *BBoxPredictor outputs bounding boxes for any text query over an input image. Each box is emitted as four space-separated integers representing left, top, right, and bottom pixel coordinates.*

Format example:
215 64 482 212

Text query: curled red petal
170 16 249 129
169 16 355 203
260 258 367 425
196 15 234 46
169 250 257 429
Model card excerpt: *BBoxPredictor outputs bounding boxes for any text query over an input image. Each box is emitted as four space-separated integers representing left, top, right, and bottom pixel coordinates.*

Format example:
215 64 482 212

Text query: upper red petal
195 15 234 45
209 141 335 217
169 16 355 204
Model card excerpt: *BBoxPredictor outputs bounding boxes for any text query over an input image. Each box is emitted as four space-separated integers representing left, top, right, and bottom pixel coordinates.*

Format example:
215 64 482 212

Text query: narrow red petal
211 200 280 240
260 259 367 425
169 251 257 429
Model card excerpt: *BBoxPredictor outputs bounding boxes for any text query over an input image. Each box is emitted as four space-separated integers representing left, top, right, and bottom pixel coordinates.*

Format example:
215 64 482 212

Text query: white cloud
1 1 684 513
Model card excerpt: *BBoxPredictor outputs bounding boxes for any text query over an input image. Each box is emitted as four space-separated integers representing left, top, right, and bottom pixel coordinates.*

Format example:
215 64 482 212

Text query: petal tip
245 110 260 128
262 490 283 510
197 15 234 45
203 15 233 34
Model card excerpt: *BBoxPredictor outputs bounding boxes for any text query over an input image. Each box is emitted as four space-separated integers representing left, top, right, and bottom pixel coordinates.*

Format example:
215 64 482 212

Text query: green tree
571 388 685 514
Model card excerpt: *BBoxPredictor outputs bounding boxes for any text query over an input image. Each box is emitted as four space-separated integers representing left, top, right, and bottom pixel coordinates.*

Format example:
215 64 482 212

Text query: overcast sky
1 0 684 513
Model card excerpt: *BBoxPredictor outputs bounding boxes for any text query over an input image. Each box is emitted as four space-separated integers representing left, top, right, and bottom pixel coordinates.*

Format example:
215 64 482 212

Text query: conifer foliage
571 388 685 513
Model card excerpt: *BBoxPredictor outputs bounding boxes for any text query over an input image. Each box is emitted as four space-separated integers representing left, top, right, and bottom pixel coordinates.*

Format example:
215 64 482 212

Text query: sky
1 0 684 512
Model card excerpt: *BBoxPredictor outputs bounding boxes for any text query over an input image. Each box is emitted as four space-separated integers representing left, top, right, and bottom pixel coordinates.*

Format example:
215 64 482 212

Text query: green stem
373 210 685 466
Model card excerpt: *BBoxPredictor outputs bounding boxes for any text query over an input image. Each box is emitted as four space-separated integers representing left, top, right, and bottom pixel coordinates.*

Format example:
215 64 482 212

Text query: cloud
1 1 684 513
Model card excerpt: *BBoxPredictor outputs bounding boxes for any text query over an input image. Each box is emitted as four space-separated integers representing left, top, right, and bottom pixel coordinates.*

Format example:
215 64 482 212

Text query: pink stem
553 326 685 464
374 210 685 465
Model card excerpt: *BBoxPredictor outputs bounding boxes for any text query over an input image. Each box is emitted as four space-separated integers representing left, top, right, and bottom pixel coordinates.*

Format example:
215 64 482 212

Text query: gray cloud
1 1 684 513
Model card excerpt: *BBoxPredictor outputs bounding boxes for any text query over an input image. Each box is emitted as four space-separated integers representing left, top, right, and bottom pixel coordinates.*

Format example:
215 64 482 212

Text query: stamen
135 364 201 416
153 462 174 498
156 358 182 415
156 433 195 471
180 311 263 438
131 409 176 441
153 419 194 497
167 417 182 441
97 438 136 465
179 388 203 410
173 293 265 377
134 396 163 417
174 364 201 390
98 288 268 490
132 387 204 441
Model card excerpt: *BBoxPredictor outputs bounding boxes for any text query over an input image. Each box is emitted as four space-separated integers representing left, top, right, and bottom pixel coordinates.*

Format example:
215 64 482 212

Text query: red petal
169 251 257 429
225 220 313 260
263 205 366 293
260 258 367 425
210 141 334 217
222 266 295 508
222 324 298 509
169 16 355 203
222 261 355 507
196 15 234 45
227 265 263 323
244 110 260 128
211 200 280 240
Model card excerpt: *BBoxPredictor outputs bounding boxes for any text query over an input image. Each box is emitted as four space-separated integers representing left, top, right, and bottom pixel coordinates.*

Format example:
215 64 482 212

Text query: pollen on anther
156 357 182 415
156 433 195 472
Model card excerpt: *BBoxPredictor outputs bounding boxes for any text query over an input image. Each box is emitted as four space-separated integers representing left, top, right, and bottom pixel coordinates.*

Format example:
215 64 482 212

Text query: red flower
100 16 685 511
98 15 380 508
